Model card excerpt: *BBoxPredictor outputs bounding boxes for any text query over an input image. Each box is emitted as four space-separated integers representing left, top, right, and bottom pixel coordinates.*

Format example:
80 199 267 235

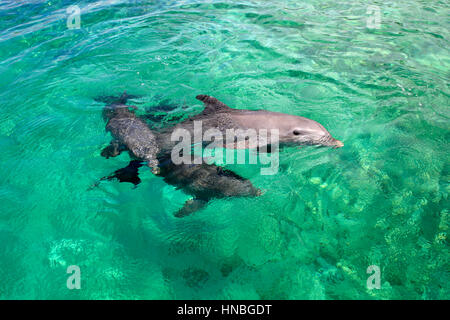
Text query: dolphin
154 95 343 154
100 92 160 172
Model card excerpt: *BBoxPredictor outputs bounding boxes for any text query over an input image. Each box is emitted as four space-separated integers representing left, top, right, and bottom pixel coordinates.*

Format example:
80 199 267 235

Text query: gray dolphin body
158 155 260 217
101 94 160 171
155 95 343 153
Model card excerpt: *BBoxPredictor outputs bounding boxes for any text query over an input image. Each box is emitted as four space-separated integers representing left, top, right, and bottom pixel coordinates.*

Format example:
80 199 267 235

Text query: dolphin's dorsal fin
196 95 231 113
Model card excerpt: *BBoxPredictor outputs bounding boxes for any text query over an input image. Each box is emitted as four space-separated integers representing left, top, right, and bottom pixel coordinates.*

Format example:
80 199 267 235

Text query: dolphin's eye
293 130 302 136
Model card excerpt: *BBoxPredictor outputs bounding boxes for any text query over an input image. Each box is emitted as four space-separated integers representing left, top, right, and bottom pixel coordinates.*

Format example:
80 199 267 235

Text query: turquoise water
0 0 448 299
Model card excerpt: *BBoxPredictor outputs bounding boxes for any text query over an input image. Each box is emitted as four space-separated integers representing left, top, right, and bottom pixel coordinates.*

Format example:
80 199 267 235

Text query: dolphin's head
278 114 344 148
232 111 343 148
231 111 344 148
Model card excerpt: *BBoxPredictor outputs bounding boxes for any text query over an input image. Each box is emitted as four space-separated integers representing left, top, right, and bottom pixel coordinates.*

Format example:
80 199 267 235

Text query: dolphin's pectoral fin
91 160 144 189
112 160 144 185
174 198 209 218
196 95 232 113
101 140 126 158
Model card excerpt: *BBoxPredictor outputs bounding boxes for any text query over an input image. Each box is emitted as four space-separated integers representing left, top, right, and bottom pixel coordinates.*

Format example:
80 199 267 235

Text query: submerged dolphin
158 154 260 217
97 156 260 217
155 95 343 153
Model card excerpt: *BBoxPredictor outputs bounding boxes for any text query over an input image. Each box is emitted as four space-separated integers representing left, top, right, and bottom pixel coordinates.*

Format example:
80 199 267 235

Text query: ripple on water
0 0 448 299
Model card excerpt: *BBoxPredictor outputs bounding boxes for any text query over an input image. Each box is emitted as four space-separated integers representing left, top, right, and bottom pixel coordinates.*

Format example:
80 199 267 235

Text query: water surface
0 0 448 299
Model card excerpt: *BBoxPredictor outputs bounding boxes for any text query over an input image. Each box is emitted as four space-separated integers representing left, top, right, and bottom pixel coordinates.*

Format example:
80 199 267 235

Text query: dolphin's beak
334 140 344 148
